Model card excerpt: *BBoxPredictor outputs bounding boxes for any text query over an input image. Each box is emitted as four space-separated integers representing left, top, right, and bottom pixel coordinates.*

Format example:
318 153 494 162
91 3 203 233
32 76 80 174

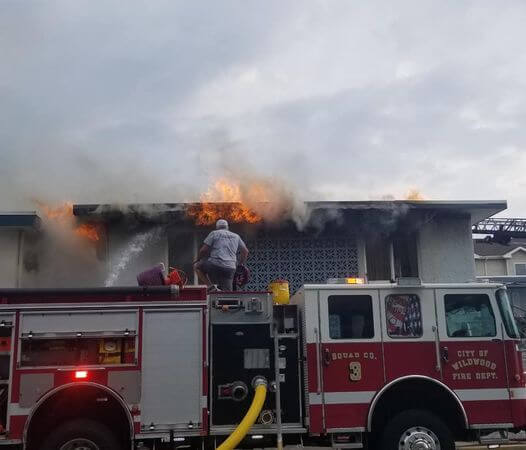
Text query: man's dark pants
196 260 235 290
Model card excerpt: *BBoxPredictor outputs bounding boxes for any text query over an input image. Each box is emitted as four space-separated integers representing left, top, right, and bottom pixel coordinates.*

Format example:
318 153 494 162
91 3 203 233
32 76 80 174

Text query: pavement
457 446 526 449
458 446 526 449
258 446 526 449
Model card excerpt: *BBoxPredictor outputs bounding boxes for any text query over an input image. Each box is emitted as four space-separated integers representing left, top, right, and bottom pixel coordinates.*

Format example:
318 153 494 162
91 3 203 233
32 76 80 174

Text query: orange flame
38 202 75 222
405 189 426 201
37 202 101 242
75 224 101 242
186 179 264 226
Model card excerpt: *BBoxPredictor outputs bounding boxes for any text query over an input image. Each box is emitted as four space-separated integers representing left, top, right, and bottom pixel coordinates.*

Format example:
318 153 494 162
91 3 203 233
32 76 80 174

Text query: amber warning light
326 277 366 285
74 370 88 379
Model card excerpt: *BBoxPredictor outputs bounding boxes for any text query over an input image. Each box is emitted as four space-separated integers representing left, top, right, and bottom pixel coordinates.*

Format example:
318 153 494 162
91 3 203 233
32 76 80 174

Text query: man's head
216 219 229 230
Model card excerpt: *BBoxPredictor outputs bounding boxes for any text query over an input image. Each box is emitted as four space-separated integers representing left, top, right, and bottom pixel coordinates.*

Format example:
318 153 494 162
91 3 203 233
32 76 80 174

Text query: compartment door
319 289 383 432
141 309 203 430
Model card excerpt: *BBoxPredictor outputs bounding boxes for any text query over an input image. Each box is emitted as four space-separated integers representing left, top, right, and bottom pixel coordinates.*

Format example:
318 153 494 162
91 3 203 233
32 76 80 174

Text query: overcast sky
1 1 526 215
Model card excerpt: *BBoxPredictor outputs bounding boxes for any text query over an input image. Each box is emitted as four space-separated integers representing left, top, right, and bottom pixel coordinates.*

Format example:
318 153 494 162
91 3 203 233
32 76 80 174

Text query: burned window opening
393 234 419 279
365 234 391 281
366 233 419 281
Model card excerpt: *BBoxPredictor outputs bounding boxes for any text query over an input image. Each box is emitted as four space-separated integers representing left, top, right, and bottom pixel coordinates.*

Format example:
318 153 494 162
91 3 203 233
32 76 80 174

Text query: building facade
475 239 526 277
0 201 506 292
474 238 526 322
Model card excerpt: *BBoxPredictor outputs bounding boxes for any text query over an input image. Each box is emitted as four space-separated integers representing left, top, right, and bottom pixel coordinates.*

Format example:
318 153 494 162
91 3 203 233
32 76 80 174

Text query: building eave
503 246 526 258
474 255 510 260
0 212 40 229
72 200 507 226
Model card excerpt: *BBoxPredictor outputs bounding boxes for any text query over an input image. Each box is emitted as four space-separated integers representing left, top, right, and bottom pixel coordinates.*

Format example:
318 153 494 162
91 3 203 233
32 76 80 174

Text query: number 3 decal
349 362 362 381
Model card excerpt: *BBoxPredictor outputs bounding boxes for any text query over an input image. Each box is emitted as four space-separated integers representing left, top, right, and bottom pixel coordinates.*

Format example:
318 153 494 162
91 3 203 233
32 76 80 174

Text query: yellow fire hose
217 377 268 450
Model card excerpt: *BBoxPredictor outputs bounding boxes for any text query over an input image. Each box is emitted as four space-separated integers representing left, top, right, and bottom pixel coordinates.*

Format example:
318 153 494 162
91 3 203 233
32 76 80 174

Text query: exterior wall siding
486 259 508 276
418 216 476 283
510 251 526 276
475 259 486 276
0 230 21 288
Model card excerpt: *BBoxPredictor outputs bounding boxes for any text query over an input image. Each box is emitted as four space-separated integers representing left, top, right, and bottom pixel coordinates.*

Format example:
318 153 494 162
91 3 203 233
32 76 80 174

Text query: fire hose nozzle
252 376 267 389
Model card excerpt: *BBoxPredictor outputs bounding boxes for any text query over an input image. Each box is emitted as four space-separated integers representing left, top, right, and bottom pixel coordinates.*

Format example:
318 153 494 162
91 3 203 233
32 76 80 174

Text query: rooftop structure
0 200 508 290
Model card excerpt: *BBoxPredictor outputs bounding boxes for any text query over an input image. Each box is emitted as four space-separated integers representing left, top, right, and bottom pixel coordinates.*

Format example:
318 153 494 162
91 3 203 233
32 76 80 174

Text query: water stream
104 226 163 287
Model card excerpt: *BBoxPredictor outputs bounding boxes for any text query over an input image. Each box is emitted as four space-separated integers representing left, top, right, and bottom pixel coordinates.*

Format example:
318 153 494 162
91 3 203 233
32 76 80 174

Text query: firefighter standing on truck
194 219 249 292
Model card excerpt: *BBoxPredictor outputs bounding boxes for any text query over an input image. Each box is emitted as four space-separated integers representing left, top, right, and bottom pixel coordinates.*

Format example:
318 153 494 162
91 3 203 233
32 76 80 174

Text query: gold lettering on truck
450 348 498 381
331 352 375 360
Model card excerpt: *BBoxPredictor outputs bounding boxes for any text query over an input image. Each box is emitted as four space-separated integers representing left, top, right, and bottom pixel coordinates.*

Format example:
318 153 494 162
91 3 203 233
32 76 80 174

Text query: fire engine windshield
496 289 520 339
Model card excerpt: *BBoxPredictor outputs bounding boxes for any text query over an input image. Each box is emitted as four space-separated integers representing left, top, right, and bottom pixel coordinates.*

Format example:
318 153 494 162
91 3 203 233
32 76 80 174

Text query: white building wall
475 259 486 276
12 225 168 288
20 230 107 288
418 216 476 283
486 259 508 276
0 230 21 288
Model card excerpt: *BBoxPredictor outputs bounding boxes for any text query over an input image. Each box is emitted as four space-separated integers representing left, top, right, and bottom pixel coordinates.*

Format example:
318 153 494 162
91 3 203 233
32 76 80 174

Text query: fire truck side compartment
211 323 274 426
19 374 54 407
209 293 301 430
107 371 141 404
141 309 203 431
0 315 13 381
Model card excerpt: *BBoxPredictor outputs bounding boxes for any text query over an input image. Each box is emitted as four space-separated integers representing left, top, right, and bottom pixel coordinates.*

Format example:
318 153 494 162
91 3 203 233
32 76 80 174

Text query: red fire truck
0 281 523 449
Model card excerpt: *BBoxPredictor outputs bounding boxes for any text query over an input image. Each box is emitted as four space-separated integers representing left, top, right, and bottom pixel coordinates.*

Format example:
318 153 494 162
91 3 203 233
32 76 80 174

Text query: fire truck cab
294 281 525 448
0 281 522 449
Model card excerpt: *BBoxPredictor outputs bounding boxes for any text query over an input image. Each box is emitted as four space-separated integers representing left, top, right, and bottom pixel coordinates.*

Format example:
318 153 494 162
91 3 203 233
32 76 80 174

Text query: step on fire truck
0 280 524 449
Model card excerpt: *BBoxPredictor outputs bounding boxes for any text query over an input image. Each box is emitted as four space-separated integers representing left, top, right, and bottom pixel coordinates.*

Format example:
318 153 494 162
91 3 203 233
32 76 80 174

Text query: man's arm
238 239 249 265
198 244 211 260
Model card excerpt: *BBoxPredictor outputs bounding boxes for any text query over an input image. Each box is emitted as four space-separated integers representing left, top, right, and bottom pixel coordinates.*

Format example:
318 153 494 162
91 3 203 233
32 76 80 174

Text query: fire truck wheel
40 419 122 450
380 409 454 450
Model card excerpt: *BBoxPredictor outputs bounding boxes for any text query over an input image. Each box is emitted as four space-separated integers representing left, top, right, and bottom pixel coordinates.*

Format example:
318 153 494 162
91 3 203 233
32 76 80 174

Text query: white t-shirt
204 229 247 269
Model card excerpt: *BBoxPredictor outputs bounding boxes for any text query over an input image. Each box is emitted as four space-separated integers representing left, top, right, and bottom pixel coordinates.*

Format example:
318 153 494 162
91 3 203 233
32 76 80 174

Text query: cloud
1 0 526 215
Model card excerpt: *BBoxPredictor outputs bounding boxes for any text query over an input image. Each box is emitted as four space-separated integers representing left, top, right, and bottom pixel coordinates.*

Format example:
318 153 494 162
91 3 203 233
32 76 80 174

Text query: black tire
40 418 122 450
380 409 454 450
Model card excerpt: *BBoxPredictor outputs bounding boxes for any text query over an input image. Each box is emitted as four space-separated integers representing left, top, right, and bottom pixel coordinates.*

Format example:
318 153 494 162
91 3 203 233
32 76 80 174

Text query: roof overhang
73 200 507 227
0 212 40 229
504 247 526 258
475 254 511 260
303 200 507 225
